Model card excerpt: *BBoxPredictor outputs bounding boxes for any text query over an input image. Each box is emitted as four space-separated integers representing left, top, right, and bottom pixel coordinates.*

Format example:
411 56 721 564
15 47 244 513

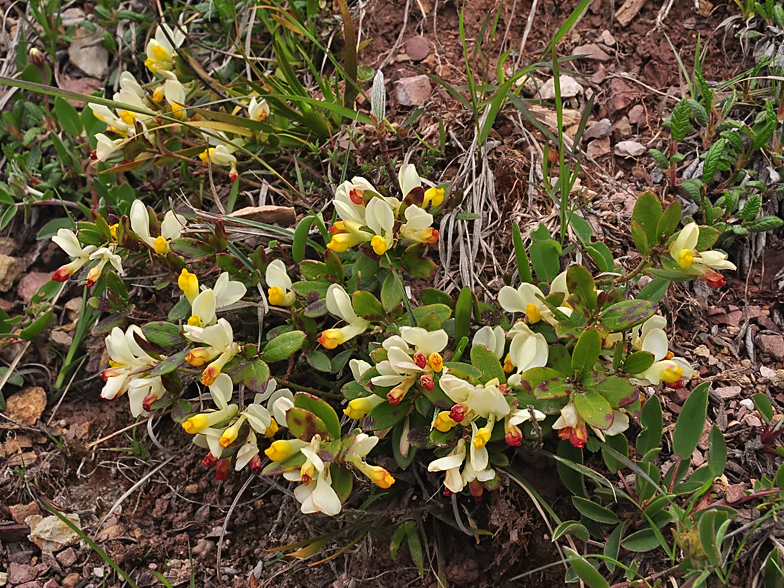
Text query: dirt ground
2 1 783 587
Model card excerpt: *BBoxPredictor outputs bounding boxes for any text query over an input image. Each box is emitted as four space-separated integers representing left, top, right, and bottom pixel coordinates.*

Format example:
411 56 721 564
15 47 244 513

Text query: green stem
385 253 417 327
274 378 340 399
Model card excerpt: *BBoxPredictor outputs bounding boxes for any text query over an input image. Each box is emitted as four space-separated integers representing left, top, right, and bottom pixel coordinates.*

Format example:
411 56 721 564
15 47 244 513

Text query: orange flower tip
386 392 402 406
505 429 522 447
449 404 468 423
51 268 71 282
202 453 218 467
229 170 239 183
349 189 363 204
90 149 98 160
86 279 96 288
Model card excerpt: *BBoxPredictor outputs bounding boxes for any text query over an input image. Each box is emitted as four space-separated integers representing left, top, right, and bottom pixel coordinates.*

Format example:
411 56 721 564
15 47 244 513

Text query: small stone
608 78 635 113
184 484 199 495
68 26 109 78
573 43 612 61
672 388 691 405
96 524 124 542
758 315 781 333
0 572 6 587
691 449 704 467
49 330 74 351
16 582 43 588
614 140 647 157
405 35 429 61
611 116 632 140
43 580 60 588
94 567 104 579
756 334 784 361
64 298 82 321
10 503 41 524
714 386 741 400
601 29 616 46
194 505 211 525
56 548 78 567
9 551 33 564
192 539 215 557
629 104 646 126
586 137 612 158
17 272 52 303
7 563 37 585
394 75 432 106
770 370 784 389
0 255 22 292
537 75 583 100
694 345 710 359
26 514 81 551
583 118 612 139
725 483 747 504
591 67 607 84
61 574 81 588
4 387 47 425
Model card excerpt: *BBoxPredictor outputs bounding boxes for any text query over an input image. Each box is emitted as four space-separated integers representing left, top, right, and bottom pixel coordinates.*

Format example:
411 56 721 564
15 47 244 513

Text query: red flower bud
413 352 427 368
202 453 218 467
420 374 434 391
449 404 468 423
249 454 262 475
215 458 231 480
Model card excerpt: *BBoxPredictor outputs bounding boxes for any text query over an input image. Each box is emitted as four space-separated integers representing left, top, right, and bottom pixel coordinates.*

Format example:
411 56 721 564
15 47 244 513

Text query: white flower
145 22 186 73
507 322 549 374
498 282 550 322
333 177 379 224
472 325 506 359
266 259 295 306
89 104 131 134
553 401 630 449
670 222 737 274
317 284 370 349
94 134 123 161
100 326 157 401
630 316 694 386
399 205 438 244
184 318 241 386
397 164 445 207
51 229 97 282
130 200 185 255
248 97 270 122
428 438 468 493
127 376 165 418
86 246 124 286
182 373 239 437
365 197 396 255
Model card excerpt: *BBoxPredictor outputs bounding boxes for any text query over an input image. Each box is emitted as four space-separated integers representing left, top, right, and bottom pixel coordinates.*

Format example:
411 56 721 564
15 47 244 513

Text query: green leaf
557 439 586 497
637 277 670 303
470 343 506 384
454 287 473 344
571 496 618 524
530 239 561 283
573 389 614 430
169 238 216 261
20 311 53 340
363 397 411 430
351 291 385 321
151 349 188 376
305 350 332 372
746 216 784 232
0 206 17 231
621 529 661 552
630 221 649 256
292 216 315 263
552 520 590 542
299 260 329 281
687 98 709 127
752 393 774 424
564 548 610 588
512 222 532 283
698 510 726 567
565 265 597 317
708 425 726 477
657 201 682 242
635 396 663 458
405 521 425 579
168 297 190 321
400 243 437 279
670 99 692 142
287 407 330 441
390 524 407 560
294 392 341 440
632 192 663 250
592 376 638 409
602 432 628 472
741 194 761 223
681 178 704 203
623 351 654 374
672 381 710 460
599 299 656 332
648 148 670 169
380 271 403 312
604 523 623 573
240 359 270 393
142 322 184 347
703 138 726 184
54 96 83 136
695 225 721 251
571 327 602 378
37 217 76 240
262 330 306 362
420 288 452 306
324 249 344 283
392 419 416 469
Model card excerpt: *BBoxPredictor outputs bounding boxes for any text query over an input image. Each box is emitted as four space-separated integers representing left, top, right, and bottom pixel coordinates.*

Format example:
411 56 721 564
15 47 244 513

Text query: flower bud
215 458 231 480
249 454 263 475
449 404 468 423
413 352 427 369
29 47 45 66
202 453 218 467
420 374 434 391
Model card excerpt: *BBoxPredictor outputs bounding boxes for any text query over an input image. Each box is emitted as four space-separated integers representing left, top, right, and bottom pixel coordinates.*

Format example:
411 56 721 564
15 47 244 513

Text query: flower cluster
327 165 442 255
